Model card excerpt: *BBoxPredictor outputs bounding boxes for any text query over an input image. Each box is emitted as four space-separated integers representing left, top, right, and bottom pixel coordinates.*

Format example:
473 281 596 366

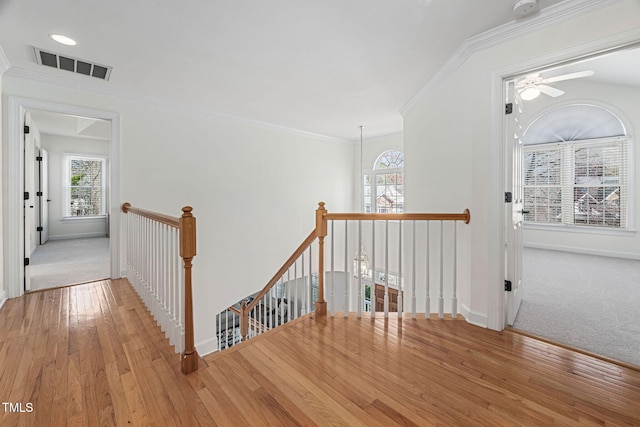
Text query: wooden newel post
315 202 327 316
179 206 199 374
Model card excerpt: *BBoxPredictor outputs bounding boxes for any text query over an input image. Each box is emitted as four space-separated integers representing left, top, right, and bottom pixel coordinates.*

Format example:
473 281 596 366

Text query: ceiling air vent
33 47 112 81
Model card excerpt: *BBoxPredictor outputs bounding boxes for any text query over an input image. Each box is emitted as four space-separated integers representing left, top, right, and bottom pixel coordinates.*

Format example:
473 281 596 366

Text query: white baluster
293 261 298 320
344 220 348 318
357 220 362 318
371 220 376 318
287 268 292 322
398 220 403 319
426 221 430 319
438 220 444 319
301 250 306 316
412 220 417 319
384 220 389 318
308 245 313 312
452 221 458 318
330 220 335 317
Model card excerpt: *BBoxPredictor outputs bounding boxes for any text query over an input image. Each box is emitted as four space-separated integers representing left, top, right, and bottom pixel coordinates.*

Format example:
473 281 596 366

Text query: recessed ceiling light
50 34 76 46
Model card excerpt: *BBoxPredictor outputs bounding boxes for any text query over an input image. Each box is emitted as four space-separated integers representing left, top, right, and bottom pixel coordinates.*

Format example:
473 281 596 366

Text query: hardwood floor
1 279 639 426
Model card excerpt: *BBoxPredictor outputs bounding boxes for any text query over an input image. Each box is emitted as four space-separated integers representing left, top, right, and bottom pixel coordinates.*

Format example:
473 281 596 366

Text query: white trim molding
460 304 488 328
0 44 9 75
400 0 624 115
0 290 7 312
4 66 348 144
5 97 121 299
488 27 640 331
524 242 640 260
196 337 220 357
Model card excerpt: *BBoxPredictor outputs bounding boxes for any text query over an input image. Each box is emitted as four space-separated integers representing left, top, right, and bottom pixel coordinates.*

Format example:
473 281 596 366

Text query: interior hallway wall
403 0 640 329
2 76 355 353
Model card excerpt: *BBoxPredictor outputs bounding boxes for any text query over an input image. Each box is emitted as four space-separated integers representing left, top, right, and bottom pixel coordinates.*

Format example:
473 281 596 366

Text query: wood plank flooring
1 279 639 426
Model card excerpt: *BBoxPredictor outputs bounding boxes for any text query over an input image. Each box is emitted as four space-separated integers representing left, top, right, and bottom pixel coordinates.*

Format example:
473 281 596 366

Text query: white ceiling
29 110 110 140
1 0 625 141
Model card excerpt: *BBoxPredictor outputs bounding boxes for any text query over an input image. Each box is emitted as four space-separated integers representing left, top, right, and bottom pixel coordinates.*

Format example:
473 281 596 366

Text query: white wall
39 134 110 240
0 72 4 308
2 75 354 353
521 79 640 259
403 0 640 329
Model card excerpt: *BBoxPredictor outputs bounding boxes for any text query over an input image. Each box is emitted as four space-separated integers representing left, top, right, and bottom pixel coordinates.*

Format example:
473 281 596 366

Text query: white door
23 111 34 292
39 148 50 244
505 79 524 325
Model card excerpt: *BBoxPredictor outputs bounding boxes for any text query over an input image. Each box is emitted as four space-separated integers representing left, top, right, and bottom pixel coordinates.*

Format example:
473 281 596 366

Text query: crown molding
0 44 10 75
4 66 349 144
400 0 623 115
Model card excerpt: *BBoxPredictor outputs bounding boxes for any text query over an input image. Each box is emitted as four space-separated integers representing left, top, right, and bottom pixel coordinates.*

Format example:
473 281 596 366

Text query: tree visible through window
364 150 404 213
65 155 105 217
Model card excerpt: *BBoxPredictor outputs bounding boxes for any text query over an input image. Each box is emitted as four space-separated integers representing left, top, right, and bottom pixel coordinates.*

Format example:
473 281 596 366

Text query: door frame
6 97 121 298
487 29 640 331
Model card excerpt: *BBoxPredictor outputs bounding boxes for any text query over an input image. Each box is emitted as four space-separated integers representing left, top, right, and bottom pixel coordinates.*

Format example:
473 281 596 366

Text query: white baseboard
460 303 488 328
196 337 219 357
49 232 108 241
0 289 8 312
524 242 640 260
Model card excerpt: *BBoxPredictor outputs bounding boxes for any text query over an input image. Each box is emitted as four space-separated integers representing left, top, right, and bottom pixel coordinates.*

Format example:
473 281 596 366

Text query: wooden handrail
121 202 180 228
324 209 471 224
239 229 317 340
245 229 318 314
315 203 471 320
231 203 471 345
121 202 199 374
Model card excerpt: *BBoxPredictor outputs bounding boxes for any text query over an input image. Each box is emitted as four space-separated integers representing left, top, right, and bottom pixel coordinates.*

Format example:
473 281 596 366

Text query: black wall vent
33 47 112 81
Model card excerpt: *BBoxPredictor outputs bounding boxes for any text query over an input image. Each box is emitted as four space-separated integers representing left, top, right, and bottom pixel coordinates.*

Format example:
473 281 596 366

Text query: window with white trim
64 155 106 217
364 150 404 213
524 138 629 228
522 104 630 229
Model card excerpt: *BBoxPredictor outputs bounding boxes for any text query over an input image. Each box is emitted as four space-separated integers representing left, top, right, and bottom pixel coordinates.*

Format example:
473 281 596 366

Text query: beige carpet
29 237 110 291
514 247 640 367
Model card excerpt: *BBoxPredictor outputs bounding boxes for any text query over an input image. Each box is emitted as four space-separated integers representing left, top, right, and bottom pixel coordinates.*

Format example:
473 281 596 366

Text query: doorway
503 45 640 366
6 97 121 299
24 109 112 291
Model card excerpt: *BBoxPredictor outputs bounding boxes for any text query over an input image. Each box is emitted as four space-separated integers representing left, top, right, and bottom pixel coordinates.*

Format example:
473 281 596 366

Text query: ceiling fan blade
537 84 564 97
542 70 594 84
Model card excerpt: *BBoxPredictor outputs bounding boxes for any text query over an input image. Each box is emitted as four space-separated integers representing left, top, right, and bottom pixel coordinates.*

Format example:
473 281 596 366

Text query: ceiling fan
516 70 594 101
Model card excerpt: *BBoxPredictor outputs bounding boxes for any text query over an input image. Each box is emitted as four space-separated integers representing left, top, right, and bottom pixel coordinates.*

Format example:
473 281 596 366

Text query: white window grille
364 150 404 213
63 154 106 217
524 138 629 228
522 104 631 229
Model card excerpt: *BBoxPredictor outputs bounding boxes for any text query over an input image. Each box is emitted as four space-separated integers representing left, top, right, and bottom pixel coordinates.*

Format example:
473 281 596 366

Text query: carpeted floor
513 247 640 367
29 237 110 291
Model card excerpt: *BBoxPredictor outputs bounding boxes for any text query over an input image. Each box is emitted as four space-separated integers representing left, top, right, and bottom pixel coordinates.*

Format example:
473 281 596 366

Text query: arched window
364 150 404 213
522 104 630 229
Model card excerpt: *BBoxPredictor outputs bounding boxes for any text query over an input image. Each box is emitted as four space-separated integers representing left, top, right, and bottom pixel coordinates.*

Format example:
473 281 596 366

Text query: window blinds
523 137 629 228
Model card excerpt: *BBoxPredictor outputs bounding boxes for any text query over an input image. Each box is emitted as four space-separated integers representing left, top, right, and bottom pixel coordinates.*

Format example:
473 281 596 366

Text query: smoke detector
513 0 538 17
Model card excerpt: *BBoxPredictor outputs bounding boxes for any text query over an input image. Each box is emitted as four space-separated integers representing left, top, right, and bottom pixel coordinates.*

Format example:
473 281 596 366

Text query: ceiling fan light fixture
520 86 540 101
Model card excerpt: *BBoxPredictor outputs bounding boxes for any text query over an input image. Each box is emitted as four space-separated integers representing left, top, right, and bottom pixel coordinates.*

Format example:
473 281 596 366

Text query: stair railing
215 202 471 352
121 202 199 374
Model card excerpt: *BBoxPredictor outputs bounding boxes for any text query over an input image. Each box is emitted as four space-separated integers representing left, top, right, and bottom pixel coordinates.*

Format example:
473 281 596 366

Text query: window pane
363 174 371 213
375 172 404 213
524 187 562 223
523 141 625 228
574 186 620 227
70 187 103 216
68 158 103 216
375 150 404 169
